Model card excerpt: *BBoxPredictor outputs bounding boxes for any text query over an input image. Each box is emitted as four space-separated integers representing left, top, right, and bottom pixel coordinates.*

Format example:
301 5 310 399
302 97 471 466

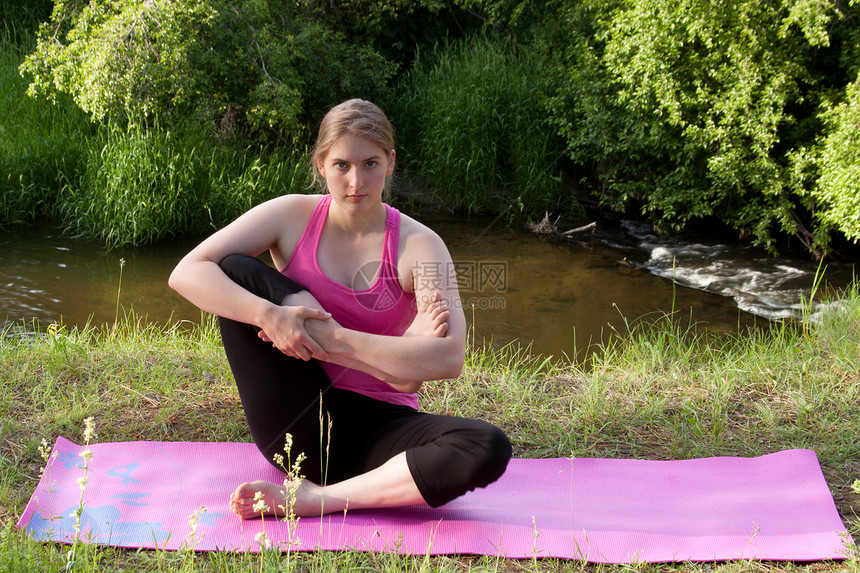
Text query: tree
808 76 860 245
548 0 857 256
20 0 396 141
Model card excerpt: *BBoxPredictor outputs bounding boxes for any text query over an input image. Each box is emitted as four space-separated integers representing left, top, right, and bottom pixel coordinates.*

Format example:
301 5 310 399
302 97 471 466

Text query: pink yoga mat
18 438 853 563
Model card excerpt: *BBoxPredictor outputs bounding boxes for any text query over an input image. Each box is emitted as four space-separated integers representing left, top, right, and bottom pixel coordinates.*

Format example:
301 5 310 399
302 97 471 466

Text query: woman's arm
168 195 331 360
302 223 467 392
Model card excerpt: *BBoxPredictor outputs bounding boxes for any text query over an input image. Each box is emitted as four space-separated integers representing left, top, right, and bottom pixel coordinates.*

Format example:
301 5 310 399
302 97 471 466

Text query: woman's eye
335 162 348 169
365 161 377 168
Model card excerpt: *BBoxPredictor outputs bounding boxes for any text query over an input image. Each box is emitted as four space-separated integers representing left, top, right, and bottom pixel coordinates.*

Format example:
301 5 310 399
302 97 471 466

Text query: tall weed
0 0 51 45
0 37 91 227
391 35 575 217
808 281 860 372
59 126 310 247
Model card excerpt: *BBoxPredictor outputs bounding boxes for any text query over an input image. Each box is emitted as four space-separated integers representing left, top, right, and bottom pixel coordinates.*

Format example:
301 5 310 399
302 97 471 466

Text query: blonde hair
310 99 396 193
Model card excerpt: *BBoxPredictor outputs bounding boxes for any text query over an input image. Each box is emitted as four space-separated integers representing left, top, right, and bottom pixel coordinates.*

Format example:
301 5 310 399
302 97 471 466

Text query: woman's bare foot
405 292 449 338
229 479 324 519
230 452 423 521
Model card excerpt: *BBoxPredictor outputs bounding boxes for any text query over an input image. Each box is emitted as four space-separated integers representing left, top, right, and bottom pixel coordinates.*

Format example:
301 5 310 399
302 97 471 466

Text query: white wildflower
252 491 269 514
38 438 52 463
188 505 206 533
82 417 95 442
292 452 306 476
254 531 271 549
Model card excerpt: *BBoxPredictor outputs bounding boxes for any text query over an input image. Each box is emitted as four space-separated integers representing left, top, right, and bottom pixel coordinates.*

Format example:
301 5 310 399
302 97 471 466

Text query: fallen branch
526 213 596 239
561 222 597 236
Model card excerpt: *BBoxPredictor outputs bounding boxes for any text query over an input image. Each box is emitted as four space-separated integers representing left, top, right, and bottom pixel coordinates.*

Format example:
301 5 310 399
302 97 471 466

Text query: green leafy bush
20 0 396 141
810 78 860 245
547 0 858 255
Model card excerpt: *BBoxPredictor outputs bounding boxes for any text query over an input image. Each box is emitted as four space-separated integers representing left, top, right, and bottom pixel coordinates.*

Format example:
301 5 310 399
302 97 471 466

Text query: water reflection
1 217 854 359
0 223 200 329
425 214 763 359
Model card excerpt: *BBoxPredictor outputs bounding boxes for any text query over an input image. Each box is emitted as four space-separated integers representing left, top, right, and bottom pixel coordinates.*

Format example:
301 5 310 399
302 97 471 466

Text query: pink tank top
281 195 418 409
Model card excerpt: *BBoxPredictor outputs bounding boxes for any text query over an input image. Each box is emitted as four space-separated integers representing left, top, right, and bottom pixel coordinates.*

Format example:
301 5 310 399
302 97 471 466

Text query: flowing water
1 217 855 359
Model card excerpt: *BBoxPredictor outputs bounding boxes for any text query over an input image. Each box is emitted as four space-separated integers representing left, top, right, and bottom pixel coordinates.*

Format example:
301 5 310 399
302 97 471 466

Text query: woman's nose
349 168 362 189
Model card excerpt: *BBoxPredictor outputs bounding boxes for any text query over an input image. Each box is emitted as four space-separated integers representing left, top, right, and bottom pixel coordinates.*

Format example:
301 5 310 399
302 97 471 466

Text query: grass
0 32 92 228
1 288 859 571
389 34 575 219
61 125 312 247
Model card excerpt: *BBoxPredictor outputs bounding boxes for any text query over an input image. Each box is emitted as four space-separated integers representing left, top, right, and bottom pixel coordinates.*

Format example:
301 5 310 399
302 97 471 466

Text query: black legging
217 254 511 507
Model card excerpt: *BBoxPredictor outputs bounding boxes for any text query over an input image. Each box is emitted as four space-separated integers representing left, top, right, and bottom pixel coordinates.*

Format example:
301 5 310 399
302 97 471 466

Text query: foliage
20 0 396 141
546 0 860 256
291 0 480 67
808 76 860 245
453 0 555 32
7 0 860 252
391 35 574 217
21 0 216 126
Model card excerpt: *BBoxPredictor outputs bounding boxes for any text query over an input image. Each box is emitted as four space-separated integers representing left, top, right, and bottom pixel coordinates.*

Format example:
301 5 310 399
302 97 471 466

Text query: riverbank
1 295 858 571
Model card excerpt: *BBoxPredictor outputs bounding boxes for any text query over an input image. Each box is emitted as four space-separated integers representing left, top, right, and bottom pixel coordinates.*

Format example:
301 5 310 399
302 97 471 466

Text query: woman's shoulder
250 193 323 229
398 210 440 240
397 211 450 261
265 192 324 213
257 194 324 269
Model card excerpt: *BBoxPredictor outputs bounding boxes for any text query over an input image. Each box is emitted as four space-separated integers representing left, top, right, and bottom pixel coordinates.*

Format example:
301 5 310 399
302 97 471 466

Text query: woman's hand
258 295 332 361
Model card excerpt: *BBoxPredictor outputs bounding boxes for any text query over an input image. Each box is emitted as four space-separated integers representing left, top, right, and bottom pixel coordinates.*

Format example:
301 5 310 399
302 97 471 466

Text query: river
1 216 855 359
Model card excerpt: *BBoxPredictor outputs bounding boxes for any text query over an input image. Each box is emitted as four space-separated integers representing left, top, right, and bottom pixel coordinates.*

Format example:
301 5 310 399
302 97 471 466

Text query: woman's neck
325 197 387 236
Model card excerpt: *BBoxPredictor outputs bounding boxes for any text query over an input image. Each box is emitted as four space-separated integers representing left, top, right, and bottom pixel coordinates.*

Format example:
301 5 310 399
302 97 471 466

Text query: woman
169 99 511 519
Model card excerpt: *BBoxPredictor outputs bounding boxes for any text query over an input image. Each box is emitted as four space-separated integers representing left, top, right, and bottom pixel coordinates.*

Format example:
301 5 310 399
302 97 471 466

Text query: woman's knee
409 421 511 507
442 421 511 486
218 253 305 303
475 424 512 484
219 253 257 278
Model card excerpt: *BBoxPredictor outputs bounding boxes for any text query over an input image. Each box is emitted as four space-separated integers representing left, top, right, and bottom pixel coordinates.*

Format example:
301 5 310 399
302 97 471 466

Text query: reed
2 45 311 246
59 125 311 247
1 3 312 246
390 35 573 218
0 36 91 228
0 0 51 46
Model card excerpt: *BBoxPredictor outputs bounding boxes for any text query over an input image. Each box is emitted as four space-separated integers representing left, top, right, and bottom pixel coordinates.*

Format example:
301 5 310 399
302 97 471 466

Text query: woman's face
317 135 395 213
